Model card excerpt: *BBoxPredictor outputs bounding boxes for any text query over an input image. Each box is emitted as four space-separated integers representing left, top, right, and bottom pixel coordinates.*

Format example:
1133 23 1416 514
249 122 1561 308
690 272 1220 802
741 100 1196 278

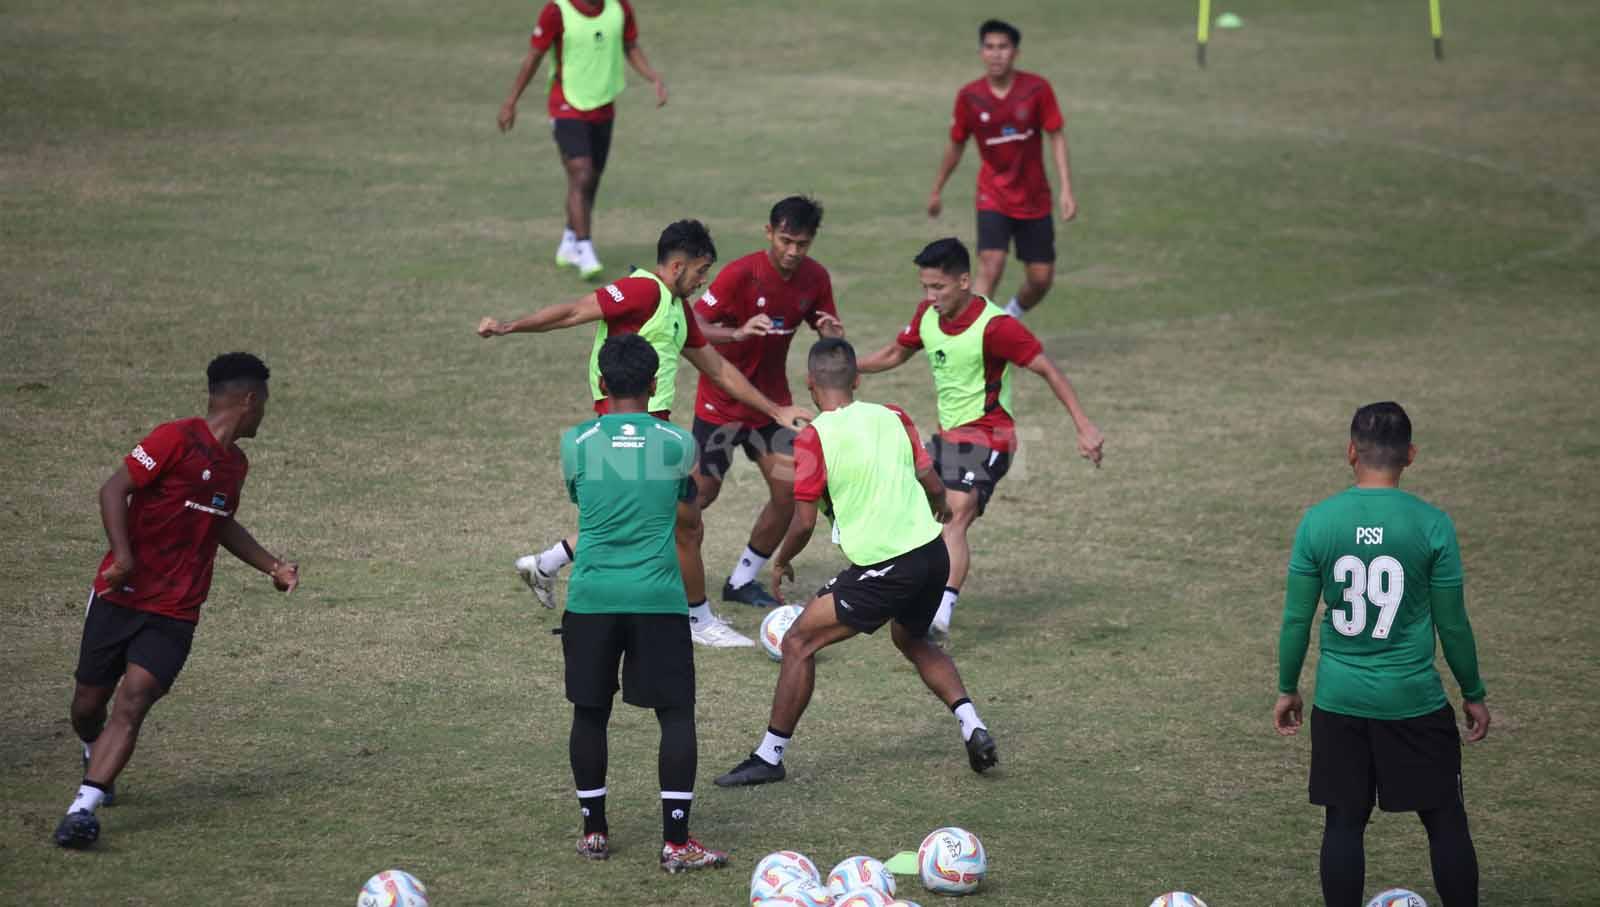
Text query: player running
714 338 997 788
691 196 844 610
54 353 300 849
477 219 811 648
557 334 729 872
498 0 668 278
856 237 1103 643
927 19 1077 319
1275 402 1488 907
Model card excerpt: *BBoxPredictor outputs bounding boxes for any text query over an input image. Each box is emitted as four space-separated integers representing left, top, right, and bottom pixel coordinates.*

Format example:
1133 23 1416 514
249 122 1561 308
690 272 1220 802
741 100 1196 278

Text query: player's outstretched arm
1024 352 1103 466
928 139 966 218
97 466 137 589
682 345 812 429
1274 572 1321 735
624 44 667 107
768 500 819 605
477 295 604 338
696 311 772 345
499 46 547 132
856 341 915 374
219 518 299 593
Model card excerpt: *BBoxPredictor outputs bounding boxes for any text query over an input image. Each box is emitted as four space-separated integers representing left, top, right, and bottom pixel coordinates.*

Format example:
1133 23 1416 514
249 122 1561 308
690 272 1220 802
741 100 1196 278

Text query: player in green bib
477 220 812 650
1275 402 1487 907
554 333 729 873
715 339 999 788
857 237 1103 643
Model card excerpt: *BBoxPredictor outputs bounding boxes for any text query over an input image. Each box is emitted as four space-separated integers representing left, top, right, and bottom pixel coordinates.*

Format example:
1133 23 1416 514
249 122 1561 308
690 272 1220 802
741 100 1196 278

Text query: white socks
728 546 769 589
688 601 714 625
756 728 791 765
69 784 105 815
952 700 987 742
933 587 959 629
537 541 573 576
1004 297 1025 318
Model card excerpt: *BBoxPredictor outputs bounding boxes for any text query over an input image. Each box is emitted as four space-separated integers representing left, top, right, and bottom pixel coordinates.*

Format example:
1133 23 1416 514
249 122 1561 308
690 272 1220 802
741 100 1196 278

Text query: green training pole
1429 0 1444 60
1197 0 1211 67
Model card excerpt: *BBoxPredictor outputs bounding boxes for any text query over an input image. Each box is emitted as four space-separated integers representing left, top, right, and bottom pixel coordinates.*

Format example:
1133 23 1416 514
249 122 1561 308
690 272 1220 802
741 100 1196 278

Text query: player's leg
722 434 795 608
889 537 997 773
569 120 611 279
1310 707 1378 907
561 611 622 859
973 211 1012 299
715 590 858 787
1005 217 1056 317
550 121 591 268
1419 801 1478 906
1378 705 1477 906
59 593 130 845
680 491 753 648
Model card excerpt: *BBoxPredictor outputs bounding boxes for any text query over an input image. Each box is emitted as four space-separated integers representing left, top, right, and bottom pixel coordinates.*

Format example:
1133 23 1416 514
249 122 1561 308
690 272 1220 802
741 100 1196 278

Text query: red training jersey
896 296 1043 452
692 252 839 427
590 275 708 415
529 0 640 123
792 405 931 503
93 418 249 623
949 71 1064 219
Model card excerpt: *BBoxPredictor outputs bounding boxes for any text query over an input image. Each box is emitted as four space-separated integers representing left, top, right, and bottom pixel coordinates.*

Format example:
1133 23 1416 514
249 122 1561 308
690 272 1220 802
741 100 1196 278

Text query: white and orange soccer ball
357 869 429 907
827 855 896 900
755 879 832 907
917 826 986 895
750 850 822 903
760 604 804 661
1148 894 1209 907
832 889 894 907
1367 890 1428 907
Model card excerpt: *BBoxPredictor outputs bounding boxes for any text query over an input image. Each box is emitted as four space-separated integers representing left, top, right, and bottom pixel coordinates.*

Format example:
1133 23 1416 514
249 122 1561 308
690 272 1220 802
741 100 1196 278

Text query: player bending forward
857 237 1102 643
715 338 997 788
1275 402 1488 907
557 334 728 871
55 353 300 849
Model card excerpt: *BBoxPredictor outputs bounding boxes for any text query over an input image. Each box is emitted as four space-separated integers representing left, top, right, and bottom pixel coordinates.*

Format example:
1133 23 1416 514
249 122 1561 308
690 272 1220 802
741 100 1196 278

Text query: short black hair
597 334 659 399
207 352 270 394
913 237 971 277
807 337 858 390
769 195 824 236
657 219 717 264
1350 401 1412 470
980 19 1021 47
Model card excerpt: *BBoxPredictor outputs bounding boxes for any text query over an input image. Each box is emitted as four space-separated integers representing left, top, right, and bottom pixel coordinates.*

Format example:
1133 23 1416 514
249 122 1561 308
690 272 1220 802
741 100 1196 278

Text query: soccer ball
757 880 832 907
833 889 894 907
1148 894 1209 907
1367 890 1428 907
827 855 896 900
760 604 804 661
885 901 924 907
750 850 822 903
917 826 986 895
357 869 429 907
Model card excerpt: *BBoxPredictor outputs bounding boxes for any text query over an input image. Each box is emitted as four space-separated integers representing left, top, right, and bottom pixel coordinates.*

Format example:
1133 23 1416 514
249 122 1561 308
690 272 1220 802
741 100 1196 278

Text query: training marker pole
1197 0 1211 67
1430 0 1444 60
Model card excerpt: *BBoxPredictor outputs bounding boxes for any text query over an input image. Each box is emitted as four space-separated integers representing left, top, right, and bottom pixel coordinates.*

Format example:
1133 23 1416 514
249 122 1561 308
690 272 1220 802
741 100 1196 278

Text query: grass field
3 0 1598 903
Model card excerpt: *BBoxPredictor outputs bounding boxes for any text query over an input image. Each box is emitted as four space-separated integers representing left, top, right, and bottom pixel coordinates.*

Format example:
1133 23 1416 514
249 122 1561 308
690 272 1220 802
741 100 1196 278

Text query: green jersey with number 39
1281 486 1485 720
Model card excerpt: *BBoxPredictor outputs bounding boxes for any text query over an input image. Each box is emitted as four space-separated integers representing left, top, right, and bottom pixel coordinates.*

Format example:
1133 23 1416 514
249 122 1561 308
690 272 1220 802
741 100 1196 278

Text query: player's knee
1025 270 1053 294
567 162 598 192
696 476 723 509
780 626 821 660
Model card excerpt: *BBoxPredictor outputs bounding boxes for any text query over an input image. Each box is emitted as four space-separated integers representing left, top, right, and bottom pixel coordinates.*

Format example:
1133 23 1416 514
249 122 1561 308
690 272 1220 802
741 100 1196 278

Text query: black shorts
976 210 1056 263
928 434 1014 517
552 118 615 173
561 611 695 709
692 417 797 481
75 592 197 692
818 536 950 636
1310 705 1464 813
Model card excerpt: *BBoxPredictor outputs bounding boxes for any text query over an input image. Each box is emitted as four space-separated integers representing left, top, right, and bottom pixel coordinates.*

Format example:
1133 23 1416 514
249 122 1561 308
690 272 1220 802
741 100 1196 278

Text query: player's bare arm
928 139 966 218
219 518 299 593
498 45 548 132
1049 129 1076 222
97 466 137 589
682 344 813 429
1023 352 1102 466
623 43 667 106
695 312 773 345
856 341 915 374
477 295 605 337
916 464 954 524
768 498 819 604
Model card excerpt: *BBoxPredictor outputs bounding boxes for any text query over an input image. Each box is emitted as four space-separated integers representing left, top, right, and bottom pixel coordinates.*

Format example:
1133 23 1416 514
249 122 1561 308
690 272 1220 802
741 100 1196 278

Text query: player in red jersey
927 19 1077 320
857 238 1103 644
54 353 300 849
477 220 813 648
691 196 845 610
498 0 668 279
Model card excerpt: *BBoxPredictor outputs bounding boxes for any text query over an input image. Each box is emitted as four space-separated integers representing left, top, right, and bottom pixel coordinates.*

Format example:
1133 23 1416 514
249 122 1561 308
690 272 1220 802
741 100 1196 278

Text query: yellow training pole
1430 0 1444 60
1197 0 1211 67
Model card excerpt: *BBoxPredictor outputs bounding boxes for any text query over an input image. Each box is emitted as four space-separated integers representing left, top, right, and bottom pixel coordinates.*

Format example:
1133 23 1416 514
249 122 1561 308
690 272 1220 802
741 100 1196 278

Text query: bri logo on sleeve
130 445 157 471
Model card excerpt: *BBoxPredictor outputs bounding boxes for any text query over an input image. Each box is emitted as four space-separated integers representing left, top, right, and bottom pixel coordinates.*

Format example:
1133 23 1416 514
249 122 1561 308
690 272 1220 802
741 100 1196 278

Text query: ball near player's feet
357 869 429 907
1148 894 1210 907
917 826 987 895
1366 890 1428 907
